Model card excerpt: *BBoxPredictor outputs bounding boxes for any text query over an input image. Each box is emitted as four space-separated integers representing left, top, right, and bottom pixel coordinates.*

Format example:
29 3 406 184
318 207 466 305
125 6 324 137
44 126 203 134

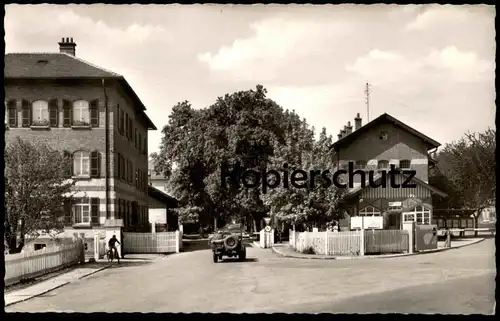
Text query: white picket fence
289 229 409 256
5 239 84 286
123 231 182 254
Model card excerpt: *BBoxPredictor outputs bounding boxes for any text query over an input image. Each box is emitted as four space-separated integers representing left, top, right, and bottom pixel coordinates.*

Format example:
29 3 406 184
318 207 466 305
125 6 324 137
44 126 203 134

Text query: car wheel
213 253 218 263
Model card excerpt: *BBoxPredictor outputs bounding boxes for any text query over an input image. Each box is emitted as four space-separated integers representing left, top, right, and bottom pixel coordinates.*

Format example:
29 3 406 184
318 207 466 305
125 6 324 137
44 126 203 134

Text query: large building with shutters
331 113 447 230
4 37 156 237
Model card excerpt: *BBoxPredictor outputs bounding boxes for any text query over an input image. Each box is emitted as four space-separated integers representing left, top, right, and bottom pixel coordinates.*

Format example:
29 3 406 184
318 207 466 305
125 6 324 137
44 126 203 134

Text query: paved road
6 239 495 314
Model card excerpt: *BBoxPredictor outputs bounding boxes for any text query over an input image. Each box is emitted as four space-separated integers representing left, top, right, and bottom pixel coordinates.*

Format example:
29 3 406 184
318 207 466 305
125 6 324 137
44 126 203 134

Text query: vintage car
209 223 246 263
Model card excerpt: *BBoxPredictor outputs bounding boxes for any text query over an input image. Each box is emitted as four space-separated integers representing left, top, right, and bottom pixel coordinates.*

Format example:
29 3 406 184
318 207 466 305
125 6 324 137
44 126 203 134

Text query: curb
5 281 71 307
5 264 112 308
272 238 485 260
77 264 112 279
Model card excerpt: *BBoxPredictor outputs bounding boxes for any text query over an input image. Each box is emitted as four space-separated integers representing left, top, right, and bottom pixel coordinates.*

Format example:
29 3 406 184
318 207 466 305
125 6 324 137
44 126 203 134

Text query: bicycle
106 244 120 263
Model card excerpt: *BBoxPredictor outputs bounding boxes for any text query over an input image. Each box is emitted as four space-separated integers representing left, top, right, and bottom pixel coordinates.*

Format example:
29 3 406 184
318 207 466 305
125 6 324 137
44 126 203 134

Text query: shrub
301 246 316 254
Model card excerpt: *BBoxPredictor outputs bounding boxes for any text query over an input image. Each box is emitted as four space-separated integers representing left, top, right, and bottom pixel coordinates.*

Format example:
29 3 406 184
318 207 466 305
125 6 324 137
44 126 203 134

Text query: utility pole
364 82 371 122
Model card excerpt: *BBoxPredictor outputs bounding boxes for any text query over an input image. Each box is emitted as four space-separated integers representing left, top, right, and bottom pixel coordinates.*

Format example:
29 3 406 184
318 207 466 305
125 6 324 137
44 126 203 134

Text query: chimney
337 130 343 140
341 127 346 138
354 113 362 131
58 37 77 56
345 121 353 135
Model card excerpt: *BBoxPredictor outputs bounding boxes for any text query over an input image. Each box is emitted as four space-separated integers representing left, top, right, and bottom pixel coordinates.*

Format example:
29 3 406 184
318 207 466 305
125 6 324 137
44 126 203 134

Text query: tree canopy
4 137 75 253
152 85 345 230
430 128 495 223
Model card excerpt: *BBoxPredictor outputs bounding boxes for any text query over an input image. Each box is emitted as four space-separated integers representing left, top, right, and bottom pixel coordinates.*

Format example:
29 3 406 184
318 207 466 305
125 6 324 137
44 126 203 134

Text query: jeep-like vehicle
209 223 246 263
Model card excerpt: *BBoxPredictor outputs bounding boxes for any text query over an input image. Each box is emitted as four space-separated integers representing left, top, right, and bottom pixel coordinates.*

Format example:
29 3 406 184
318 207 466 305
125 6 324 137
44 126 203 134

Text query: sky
5 4 496 155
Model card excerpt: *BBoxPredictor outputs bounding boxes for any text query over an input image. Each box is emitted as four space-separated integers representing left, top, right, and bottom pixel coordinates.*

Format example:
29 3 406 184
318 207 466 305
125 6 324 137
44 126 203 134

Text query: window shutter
135 128 138 148
90 151 101 178
8 100 17 127
116 105 121 133
121 156 126 180
90 99 99 127
64 199 72 225
49 99 58 127
120 109 124 134
125 113 129 137
21 99 31 127
63 99 71 127
117 153 121 179
91 197 100 224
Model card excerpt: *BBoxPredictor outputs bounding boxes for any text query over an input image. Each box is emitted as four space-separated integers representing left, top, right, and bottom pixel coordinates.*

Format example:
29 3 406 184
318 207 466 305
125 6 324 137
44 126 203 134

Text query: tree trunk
8 235 24 254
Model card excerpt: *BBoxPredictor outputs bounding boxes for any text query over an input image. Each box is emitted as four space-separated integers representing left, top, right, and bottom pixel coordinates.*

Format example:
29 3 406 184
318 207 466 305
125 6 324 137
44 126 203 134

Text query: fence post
325 231 328 256
359 228 365 256
94 233 99 262
175 230 180 253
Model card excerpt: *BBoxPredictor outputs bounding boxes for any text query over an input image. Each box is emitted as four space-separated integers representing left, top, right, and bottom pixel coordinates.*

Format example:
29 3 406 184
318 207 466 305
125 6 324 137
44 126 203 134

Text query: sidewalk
272 238 485 260
5 253 167 307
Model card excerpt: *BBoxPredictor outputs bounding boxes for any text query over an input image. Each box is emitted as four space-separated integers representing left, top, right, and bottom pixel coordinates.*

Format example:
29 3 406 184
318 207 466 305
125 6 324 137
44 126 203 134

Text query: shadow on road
218 258 259 263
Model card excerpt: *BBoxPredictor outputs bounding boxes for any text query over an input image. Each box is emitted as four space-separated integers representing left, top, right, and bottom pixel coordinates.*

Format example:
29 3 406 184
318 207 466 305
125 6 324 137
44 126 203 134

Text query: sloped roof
331 113 440 151
5 53 121 78
345 172 448 198
5 52 157 130
148 186 178 208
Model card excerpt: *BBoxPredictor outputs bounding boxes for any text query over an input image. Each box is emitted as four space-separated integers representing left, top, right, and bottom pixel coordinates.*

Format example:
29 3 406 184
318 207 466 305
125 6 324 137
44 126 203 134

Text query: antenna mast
365 82 371 122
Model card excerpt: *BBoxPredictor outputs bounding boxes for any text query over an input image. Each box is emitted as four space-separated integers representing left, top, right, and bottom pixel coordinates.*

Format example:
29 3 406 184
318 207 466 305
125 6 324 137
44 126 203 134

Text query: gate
415 224 438 251
123 232 180 254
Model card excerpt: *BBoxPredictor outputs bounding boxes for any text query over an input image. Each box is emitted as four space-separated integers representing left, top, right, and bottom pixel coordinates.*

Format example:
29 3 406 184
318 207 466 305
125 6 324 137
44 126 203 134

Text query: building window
403 205 431 224
73 151 90 177
359 205 381 216
399 159 411 169
32 100 49 126
73 197 91 224
354 160 367 170
73 100 90 126
377 160 389 170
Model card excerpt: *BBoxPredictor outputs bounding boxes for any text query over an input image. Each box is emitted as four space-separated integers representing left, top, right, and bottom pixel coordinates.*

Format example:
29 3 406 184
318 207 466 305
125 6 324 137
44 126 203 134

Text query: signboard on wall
350 216 383 230
149 208 167 224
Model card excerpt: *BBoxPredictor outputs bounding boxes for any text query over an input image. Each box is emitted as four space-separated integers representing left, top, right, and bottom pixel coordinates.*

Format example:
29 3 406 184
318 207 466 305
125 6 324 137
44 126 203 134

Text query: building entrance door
388 211 402 230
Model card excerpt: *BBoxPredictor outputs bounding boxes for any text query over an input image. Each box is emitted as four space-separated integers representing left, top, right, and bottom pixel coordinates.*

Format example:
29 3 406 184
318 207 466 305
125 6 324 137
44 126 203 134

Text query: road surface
6 239 495 314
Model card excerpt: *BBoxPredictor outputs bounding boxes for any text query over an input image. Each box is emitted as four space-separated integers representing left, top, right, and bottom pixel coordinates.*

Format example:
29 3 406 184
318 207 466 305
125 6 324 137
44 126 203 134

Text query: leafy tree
152 85 286 230
4 137 75 254
432 128 495 233
153 85 345 232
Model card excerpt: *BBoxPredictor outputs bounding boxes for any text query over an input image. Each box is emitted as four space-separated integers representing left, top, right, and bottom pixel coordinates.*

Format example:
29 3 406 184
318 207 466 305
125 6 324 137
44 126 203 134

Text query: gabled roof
330 113 440 151
345 172 448 198
5 52 157 130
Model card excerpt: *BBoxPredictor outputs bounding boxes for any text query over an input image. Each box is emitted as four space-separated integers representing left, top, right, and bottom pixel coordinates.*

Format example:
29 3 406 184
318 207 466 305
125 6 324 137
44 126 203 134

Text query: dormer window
354 160 367 170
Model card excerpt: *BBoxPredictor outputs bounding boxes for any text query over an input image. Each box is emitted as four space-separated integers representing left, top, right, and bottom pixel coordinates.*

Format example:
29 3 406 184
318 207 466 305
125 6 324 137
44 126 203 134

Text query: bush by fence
289 229 409 256
5 239 84 286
